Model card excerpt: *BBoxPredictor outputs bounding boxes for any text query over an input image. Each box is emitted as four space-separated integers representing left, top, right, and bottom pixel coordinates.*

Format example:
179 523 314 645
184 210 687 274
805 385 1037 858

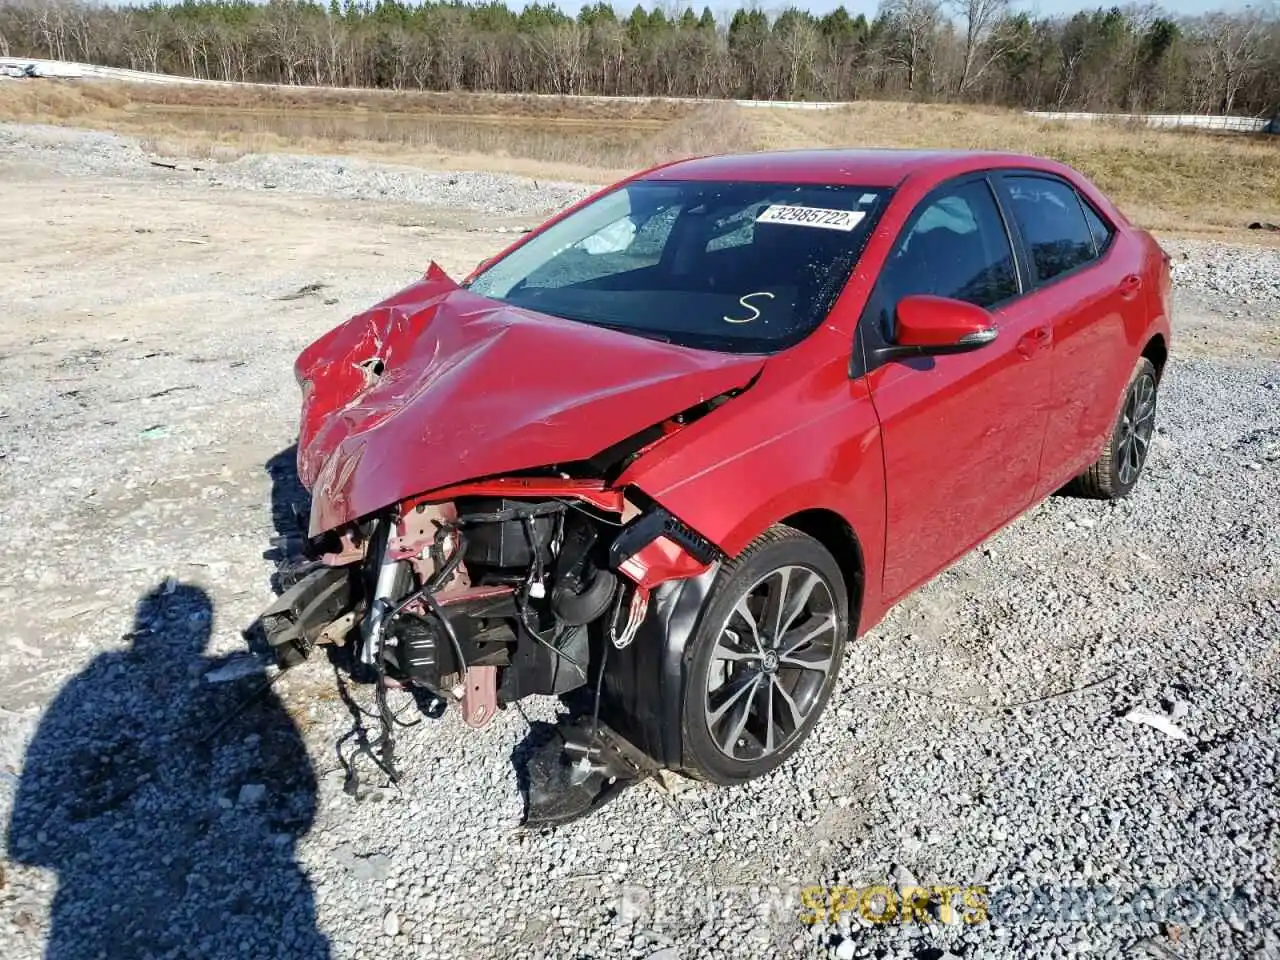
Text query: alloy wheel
1117 372 1157 485
703 565 839 761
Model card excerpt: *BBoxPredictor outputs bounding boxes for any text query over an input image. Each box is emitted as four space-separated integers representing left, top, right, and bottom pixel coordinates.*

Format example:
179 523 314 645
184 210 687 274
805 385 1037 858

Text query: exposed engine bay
251 261 773 824
256 475 719 825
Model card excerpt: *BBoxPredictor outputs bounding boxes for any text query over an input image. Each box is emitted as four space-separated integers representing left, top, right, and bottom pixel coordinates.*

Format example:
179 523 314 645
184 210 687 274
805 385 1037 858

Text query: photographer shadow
7 582 329 959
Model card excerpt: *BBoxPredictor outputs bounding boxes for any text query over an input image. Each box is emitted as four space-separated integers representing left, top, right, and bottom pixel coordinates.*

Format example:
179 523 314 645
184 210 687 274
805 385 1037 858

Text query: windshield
467 179 890 354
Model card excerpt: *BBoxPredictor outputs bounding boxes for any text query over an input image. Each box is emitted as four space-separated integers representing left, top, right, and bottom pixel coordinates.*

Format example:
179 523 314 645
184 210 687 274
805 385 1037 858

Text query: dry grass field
750 103 1280 236
2 79 1277 236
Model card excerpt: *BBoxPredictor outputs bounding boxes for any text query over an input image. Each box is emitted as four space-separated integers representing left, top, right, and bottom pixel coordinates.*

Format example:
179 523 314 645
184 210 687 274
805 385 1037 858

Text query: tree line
2 0 1278 116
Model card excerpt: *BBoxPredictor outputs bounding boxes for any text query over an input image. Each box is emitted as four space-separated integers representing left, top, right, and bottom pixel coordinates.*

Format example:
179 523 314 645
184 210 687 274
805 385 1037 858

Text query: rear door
859 174 1051 602
992 172 1146 498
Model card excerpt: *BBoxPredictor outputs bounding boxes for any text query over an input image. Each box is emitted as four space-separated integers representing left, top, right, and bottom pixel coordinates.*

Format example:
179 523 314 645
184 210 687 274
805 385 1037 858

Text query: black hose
352 519 472 792
420 588 469 679
502 502 588 677
586 584 628 757
371 654 398 781
554 497 626 527
588 625 609 755
519 513 544 584
384 525 469 672
454 502 564 525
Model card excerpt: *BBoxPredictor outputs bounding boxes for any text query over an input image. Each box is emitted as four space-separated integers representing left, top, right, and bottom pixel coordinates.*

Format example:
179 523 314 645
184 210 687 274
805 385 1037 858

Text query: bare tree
534 22 588 95
319 13 348 87
173 18 210 79
1199 7 1270 114
592 20 627 97
881 0 942 94
949 0 1011 93
123 9 163 73
34 0 69 61
775 11 819 100
258 1 308 85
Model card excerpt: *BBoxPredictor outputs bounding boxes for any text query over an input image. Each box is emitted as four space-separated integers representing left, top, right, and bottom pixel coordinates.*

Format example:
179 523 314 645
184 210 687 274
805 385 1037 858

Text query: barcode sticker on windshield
756 205 866 232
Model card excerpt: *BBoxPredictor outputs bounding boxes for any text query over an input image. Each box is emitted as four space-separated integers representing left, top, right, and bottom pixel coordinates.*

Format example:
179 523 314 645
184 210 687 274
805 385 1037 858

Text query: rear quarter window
1081 200 1114 255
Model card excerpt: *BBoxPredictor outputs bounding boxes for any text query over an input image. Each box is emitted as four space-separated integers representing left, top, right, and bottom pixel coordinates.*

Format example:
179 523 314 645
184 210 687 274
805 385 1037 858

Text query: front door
860 175 1052 602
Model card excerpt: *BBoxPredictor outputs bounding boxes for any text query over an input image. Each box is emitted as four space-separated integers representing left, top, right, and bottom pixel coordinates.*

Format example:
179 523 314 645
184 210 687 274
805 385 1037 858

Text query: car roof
640 148 1066 188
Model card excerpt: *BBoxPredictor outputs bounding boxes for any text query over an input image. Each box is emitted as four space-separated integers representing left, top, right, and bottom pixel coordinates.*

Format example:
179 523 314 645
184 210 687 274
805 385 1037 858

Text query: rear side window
1005 175 1098 283
878 179 1019 311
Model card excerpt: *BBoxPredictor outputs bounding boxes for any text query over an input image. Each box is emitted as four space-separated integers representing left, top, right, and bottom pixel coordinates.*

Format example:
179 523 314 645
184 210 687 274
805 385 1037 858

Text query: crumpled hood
295 263 764 537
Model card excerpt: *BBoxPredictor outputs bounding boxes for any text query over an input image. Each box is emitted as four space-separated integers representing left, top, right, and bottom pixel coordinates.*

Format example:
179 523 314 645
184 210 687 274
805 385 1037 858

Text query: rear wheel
679 527 848 784
1067 357 1158 500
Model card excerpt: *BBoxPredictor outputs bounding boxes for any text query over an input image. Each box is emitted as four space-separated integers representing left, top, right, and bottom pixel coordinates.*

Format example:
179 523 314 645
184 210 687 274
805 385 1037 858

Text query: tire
1066 357 1158 500
678 526 849 784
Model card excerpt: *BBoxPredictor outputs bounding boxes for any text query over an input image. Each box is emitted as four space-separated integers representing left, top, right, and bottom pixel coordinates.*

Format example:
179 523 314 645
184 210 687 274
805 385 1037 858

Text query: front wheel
678 526 848 784
1067 356 1159 500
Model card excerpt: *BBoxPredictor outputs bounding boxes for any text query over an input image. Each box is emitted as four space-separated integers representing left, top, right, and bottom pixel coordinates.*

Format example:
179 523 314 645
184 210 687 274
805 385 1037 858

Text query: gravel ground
0 122 592 217
0 123 1278 960
1164 237 1280 308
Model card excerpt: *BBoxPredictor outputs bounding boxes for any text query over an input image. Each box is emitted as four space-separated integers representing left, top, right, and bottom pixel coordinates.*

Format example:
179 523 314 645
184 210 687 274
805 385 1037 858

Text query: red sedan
259 149 1172 823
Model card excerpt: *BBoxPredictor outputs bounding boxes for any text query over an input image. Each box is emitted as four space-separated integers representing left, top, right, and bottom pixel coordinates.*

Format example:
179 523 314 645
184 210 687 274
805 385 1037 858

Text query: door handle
1017 326 1052 358
1120 274 1143 299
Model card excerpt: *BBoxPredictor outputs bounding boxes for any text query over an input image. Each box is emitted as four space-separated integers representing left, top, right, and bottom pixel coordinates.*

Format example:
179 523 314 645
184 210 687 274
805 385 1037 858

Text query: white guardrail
1028 110 1272 133
2 57 1273 128
1 56 230 86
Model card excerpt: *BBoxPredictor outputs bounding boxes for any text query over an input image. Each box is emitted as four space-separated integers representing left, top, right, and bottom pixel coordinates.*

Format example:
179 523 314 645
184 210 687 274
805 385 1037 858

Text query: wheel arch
778 508 866 637
600 508 871 776
1142 332 1169 384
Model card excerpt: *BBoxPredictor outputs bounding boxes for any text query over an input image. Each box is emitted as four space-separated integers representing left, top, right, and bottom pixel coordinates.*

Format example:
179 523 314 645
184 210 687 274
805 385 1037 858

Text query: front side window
1005 175 1099 282
877 179 1019 318
467 180 890 354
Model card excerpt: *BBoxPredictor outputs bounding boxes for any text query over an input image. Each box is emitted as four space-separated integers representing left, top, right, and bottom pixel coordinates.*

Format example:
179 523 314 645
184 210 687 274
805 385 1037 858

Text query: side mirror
868 295 998 365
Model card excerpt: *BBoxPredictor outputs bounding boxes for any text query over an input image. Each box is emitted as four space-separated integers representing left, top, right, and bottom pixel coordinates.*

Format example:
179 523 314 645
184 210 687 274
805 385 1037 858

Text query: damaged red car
257 150 1171 824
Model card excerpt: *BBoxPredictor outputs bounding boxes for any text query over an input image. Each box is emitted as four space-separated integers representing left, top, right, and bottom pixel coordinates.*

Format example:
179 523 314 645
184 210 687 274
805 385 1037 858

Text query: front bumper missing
250 503 721 826
255 565 656 827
